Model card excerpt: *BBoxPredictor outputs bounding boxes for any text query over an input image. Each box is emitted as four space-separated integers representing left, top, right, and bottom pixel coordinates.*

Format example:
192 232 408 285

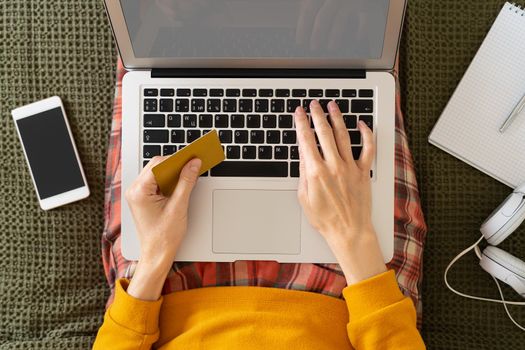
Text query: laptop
103 0 405 263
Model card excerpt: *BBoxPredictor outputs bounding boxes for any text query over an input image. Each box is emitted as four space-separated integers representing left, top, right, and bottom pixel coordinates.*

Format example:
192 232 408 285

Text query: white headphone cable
444 234 525 330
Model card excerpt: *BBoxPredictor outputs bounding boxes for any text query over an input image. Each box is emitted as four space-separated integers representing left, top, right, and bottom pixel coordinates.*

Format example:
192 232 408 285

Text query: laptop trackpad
212 190 301 255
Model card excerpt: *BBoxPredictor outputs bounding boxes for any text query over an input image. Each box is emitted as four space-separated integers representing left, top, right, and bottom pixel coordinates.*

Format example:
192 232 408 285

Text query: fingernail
190 158 202 173
310 99 320 108
295 106 304 114
328 101 338 112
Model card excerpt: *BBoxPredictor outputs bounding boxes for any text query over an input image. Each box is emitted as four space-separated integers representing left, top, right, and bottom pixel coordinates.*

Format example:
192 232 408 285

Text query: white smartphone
11 96 90 210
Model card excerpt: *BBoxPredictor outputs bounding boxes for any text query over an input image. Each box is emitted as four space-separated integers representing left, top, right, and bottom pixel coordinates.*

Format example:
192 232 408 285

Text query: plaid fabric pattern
101 58 427 326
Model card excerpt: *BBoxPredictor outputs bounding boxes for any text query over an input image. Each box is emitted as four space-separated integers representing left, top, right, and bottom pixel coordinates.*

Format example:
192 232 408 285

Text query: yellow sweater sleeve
343 270 426 350
92 279 162 350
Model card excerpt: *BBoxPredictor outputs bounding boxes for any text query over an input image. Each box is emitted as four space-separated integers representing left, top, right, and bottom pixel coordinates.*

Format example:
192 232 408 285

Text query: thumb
168 158 202 209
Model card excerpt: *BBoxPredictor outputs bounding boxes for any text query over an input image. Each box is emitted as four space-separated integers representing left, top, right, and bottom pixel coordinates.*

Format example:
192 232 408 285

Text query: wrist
127 257 172 301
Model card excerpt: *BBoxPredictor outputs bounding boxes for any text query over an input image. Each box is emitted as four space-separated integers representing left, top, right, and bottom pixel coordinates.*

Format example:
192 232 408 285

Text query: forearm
326 229 387 285
127 256 173 301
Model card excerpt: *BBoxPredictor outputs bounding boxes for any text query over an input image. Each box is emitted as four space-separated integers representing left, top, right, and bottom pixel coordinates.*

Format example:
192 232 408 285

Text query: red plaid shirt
101 58 427 327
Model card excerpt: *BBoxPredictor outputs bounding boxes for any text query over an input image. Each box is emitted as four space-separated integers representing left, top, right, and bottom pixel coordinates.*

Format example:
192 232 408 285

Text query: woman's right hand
294 100 387 285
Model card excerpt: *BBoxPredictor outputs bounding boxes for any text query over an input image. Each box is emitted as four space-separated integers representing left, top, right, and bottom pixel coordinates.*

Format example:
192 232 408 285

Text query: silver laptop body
104 0 406 263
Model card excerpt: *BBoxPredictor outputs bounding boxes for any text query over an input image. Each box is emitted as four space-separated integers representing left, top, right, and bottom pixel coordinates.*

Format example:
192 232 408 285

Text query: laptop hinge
151 68 366 79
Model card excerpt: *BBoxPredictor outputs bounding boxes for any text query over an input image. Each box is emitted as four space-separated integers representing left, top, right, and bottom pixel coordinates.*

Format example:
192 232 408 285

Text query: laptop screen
120 0 390 60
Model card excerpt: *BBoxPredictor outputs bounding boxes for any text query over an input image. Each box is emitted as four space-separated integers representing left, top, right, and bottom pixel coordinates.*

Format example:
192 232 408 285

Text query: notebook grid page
429 2 525 187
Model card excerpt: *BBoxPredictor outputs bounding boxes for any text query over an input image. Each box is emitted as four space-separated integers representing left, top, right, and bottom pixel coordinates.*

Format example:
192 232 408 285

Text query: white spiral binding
510 2 525 16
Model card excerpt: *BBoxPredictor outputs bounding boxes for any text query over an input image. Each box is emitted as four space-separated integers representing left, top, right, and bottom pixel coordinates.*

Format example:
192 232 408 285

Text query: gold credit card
152 130 225 196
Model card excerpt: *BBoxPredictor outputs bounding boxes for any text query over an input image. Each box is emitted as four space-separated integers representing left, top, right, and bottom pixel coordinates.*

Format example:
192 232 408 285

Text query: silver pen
500 93 525 133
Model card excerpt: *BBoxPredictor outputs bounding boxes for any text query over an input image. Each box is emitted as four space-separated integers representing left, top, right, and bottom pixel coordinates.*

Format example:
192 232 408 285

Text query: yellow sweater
93 270 425 349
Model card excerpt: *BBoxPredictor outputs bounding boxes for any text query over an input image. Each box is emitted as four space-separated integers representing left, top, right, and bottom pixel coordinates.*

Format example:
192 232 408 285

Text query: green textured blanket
0 0 524 349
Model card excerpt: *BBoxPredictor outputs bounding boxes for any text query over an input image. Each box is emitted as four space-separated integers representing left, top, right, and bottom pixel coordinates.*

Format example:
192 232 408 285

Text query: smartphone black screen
16 107 85 200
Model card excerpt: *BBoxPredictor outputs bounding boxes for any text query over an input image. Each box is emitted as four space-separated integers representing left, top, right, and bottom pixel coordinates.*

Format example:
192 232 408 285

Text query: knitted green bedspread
0 0 524 348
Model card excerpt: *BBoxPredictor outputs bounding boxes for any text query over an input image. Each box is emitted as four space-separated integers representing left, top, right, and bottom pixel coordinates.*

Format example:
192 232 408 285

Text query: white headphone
444 183 525 330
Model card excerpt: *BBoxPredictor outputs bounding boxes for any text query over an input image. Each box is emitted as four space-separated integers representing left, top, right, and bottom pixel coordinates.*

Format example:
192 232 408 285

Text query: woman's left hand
125 156 202 300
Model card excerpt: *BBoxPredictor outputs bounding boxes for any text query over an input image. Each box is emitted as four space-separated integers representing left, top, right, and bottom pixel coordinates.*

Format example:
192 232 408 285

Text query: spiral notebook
429 2 525 188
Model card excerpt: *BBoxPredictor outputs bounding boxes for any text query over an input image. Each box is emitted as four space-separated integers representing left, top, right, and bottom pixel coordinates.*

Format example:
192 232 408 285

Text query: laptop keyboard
142 87 375 178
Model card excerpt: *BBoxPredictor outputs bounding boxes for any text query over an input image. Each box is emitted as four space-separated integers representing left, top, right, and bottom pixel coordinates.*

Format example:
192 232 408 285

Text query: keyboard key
187 130 201 143
144 89 158 97
290 162 300 177
160 88 175 97
287 99 301 113
325 89 340 97
309 89 323 97
319 99 331 113
223 99 237 113
175 99 189 112
255 99 269 113
160 99 173 112
258 146 273 160
247 114 261 128
143 145 161 158
276 89 290 97
352 100 373 113
359 115 374 131
302 99 313 112
144 129 168 143
292 89 307 97
242 89 257 97
163 145 178 156
263 115 277 128
235 130 249 143
193 88 207 97
226 145 241 159
202 129 211 134
167 114 181 127
283 130 297 144
271 99 285 113
219 130 233 143
250 130 265 144
143 160 150 168
231 114 245 128
179 145 186 151
343 115 357 129
211 161 288 177
349 130 362 145
239 99 253 113
177 89 191 97
199 114 213 128
291 146 299 160
191 99 205 112
143 99 157 112
342 89 357 97
352 146 362 160
143 114 165 127
259 89 273 97
210 89 224 97
226 89 240 97
266 130 280 144
207 99 221 112
171 129 185 143
274 146 288 160
335 99 350 113
183 114 197 128
279 115 293 128
359 89 374 98
243 146 257 159
214 114 229 128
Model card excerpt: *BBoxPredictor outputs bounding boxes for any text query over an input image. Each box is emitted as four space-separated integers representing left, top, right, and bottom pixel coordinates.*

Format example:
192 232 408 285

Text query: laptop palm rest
212 190 301 255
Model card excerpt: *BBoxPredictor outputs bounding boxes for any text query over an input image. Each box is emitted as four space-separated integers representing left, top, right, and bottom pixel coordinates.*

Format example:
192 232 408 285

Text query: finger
357 121 375 171
294 106 322 166
310 100 339 163
167 158 202 210
327 101 353 163
136 156 169 196
295 0 324 47
310 0 339 50
298 146 308 203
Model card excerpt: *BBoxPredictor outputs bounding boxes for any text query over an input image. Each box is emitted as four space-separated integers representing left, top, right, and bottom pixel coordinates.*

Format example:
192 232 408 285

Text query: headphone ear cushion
480 247 525 297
